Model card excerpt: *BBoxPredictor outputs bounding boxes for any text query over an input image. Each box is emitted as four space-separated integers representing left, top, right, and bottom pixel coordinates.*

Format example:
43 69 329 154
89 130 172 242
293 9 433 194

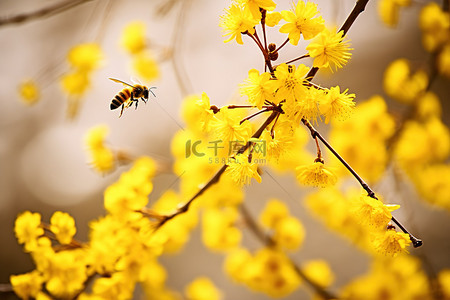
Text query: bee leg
141 97 147 104
119 104 125 118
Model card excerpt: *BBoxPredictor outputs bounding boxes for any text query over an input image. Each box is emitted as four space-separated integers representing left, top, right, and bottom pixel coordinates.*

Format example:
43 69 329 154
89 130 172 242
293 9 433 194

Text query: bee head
143 88 149 99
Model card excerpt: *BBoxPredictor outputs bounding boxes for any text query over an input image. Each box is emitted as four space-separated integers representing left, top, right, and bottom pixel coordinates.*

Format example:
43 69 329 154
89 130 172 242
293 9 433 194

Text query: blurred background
0 0 449 299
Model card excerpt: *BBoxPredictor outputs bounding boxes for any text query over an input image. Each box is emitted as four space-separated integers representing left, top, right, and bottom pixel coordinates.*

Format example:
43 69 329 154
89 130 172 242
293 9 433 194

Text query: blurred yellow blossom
378 0 411 27
419 2 450 52
121 21 147 54
438 43 450 78
132 51 160 82
302 259 334 288
185 277 222 300
50 211 76 245
84 125 116 174
19 80 40 105
10 271 44 299
14 211 44 252
265 11 282 27
202 208 242 251
61 71 90 96
67 43 103 71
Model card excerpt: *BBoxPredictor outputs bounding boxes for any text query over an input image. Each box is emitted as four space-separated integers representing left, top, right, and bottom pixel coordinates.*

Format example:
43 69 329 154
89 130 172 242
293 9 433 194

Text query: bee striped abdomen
110 88 131 110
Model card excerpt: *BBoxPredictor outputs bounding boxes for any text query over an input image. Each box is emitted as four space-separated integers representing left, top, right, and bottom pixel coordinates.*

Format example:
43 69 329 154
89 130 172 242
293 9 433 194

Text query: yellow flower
240 0 276 20
419 2 450 52
14 211 44 252
220 3 259 45
10 271 44 300
61 71 90 96
19 80 40 105
279 1 325 45
274 63 309 103
260 198 289 229
302 260 334 288
351 194 399 230
306 29 352 71
378 0 411 27
416 91 442 121
210 107 253 144
265 11 282 27
383 58 428 104
50 211 77 245
104 183 148 219
182 92 215 132
373 229 411 257
202 208 242 251
185 277 222 300
438 269 450 298
132 51 159 82
319 86 355 123
121 21 147 54
84 125 116 174
296 161 337 187
240 69 278 109
226 154 262 186
67 43 103 71
273 216 305 251
438 42 450 78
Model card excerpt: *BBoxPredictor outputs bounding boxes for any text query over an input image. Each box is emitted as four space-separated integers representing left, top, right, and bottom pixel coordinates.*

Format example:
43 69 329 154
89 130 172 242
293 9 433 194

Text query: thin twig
0 0 94 26
302 119 422 248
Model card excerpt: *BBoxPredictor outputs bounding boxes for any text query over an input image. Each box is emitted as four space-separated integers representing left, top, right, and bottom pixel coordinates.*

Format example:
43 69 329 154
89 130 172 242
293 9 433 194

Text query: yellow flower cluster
60 43 104 118
184 277 222 300
120 21 159 81
11 155 188 299
342 255 433 299
202 207 242 251
225 248 301 297
419 2 449 53
260 199 305 251
307 188 411 257
84 125 116 174
330 96 395 182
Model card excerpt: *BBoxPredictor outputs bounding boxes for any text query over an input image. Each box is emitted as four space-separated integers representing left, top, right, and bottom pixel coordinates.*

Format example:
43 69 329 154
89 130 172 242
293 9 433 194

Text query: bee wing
109 78 134 88
130 77 142 85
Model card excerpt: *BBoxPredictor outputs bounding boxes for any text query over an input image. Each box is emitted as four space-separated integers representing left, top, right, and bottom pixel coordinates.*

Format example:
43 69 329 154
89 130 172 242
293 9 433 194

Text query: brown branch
0 0 94 26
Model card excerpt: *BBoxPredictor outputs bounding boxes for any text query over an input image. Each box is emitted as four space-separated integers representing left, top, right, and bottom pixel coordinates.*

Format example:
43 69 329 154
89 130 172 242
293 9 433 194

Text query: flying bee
109 78 156 117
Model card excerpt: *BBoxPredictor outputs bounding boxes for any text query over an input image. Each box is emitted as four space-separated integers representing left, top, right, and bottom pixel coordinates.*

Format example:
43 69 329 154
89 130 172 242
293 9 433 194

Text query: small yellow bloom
352 194 399 230
226 154 262 186
14 211 44 252
132 51 159 82
296 161 337 187
274 63 309 103
265 11 282 27
121 21 147 54
373 229 411 257
202 208 242 251
67 43 103 71
19 80 40 105
210 107 253 144
260 198 289 229
185 277 222 300
302 260 334 288
416 91 442 120
61 71 90 96
438 269 450 298
279 1 325 45
273 216 305 251
378 0 411 27
10 271 44 299
240 69 278 109
306 29 352 71
220 3 259 45
84 125 116 174
419 2 450 52
50 211 77 245
438 43 450 78
319 86 355 123
240 0 276 20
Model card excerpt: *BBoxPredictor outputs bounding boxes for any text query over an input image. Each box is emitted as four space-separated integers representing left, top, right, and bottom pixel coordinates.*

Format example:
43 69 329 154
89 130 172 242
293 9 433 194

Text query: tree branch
0 0 94 26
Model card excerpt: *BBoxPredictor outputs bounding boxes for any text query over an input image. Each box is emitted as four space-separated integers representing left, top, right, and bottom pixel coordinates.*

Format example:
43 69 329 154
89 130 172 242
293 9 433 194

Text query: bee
109 78 156 117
